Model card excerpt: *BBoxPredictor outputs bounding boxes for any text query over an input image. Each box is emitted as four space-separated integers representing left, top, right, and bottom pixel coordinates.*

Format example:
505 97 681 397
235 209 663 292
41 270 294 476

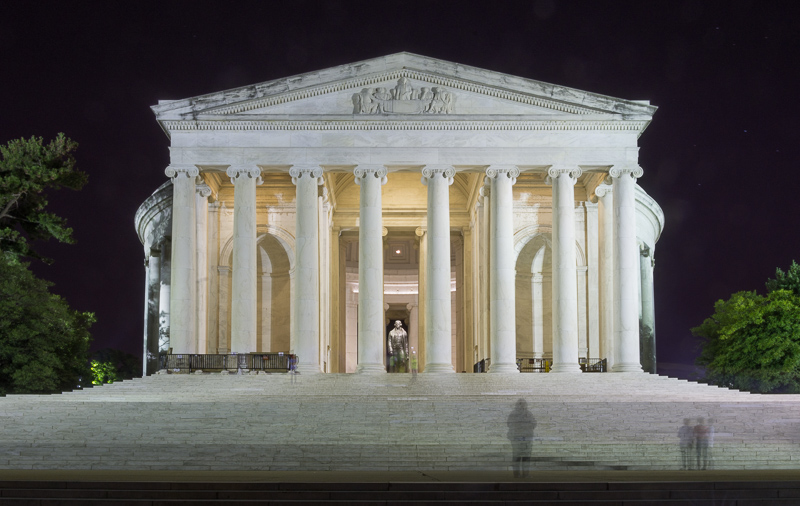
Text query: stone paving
1 373 799 472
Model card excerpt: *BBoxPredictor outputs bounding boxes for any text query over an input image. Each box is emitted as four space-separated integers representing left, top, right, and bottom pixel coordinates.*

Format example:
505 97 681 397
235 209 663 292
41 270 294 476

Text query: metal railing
473 358 491 373
516 358 551 373
509 357 608 373
159 353 295 373
580 357 607 373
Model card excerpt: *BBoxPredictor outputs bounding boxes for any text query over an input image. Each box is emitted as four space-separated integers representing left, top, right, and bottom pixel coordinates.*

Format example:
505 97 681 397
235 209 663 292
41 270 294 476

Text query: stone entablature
138 53 663 377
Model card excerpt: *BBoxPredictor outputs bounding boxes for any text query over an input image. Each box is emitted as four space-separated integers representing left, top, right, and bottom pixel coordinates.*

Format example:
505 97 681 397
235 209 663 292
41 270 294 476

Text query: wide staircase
2 373 800 472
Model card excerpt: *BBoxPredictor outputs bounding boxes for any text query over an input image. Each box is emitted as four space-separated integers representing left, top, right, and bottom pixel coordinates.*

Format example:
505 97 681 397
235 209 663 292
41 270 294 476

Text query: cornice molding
161 119 648 133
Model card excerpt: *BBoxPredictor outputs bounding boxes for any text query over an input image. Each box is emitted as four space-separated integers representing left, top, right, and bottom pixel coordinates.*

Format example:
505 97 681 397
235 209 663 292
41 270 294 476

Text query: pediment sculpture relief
352 77 455 114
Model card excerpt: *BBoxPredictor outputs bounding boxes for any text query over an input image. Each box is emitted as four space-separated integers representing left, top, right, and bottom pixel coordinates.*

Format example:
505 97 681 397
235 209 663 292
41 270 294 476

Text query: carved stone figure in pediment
393 77 413 101
353 79 455 114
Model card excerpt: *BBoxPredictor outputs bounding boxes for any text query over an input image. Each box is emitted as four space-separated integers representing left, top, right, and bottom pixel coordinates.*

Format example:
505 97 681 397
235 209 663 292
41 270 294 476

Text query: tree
693 289 800 393
766 260 800 296
0 256 95 395
90 359 119 385
0 133 87 262
0 134 93 395
91 348 141 381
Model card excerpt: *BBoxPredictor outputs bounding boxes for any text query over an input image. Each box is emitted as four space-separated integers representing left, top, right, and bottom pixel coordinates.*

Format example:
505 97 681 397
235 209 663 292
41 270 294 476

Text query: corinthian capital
353 165 388 186
485 165 520 184
164 165 199 179
544 165 581 186
421 164 455 186
289 165 323 185
608 165 644 180
226 165 263 185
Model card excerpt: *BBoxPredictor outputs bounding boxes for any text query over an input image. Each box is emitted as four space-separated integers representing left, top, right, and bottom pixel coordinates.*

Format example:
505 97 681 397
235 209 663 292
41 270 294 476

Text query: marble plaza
135 53 664 376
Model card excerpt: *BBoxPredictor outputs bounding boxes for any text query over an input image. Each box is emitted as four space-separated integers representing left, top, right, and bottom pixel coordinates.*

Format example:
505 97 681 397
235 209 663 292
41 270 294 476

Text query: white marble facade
136 53 664 376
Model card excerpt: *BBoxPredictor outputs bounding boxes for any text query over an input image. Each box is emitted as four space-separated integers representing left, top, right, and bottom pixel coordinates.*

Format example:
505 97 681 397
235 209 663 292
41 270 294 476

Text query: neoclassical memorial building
135 53 663 376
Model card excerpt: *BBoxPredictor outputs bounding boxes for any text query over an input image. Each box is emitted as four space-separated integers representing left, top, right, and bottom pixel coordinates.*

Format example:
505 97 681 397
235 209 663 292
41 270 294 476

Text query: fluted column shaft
355 165 388 374
227 166 262 353
532 273 544 359
165 165 198 354
291 165 323 374
144 249 161 375
640 245 656 373
486 165 519 373
595 182 615 369
548 166 582 373
422 165 455 373
195 183 212 354
611 166 644 372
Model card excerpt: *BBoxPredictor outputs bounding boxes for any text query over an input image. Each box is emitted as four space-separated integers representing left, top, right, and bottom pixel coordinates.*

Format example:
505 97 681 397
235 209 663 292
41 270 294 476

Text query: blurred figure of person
289 354 298 384
410 349 418 380
707 418 715 470
507 398 536 477
678 418 694 470
695 417 710 470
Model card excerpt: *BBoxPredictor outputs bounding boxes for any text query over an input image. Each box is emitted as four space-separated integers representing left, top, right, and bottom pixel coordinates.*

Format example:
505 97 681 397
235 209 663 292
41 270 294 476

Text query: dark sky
2 1 799 378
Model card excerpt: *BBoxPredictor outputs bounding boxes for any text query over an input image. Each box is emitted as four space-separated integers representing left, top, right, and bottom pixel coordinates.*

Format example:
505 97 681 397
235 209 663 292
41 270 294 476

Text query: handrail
159 353 296 373
514 357 608 373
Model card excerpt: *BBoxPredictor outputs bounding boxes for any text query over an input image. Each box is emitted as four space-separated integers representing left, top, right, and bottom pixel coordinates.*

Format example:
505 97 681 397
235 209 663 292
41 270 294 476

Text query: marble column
415 227 427 372
407 301 419 362
640 244 656 374
291 165 323 374
195 182 212 354
354 165 388 374
595 182 615 369
486 165 519 373
217 266 230 353
532 273 544 359
226 165 262 353
165 165 198 354
547 166 582 373
421 165 455 373
158 241 171 353
144 249 161 375
611 166 644 372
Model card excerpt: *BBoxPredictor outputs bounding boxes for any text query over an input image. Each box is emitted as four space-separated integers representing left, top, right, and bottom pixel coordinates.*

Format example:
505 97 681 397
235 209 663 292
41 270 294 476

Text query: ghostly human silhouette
507 398 536 477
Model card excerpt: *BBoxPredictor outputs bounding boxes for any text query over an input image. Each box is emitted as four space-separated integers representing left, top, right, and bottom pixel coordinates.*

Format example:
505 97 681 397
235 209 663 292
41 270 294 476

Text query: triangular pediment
152 53 657 122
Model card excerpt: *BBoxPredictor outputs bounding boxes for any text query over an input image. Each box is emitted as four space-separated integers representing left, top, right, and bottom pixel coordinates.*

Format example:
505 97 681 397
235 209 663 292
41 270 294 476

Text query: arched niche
220 227 294 353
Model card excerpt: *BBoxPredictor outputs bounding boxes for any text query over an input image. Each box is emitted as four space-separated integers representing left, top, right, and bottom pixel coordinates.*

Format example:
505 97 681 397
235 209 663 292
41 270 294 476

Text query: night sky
2 1 798 378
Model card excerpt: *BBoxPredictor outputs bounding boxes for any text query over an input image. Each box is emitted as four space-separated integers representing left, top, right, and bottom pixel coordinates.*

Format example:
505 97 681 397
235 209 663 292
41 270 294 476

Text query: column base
356 363 386 374
612 362 643 373
423 363 455 373
550 362 582 373
488 363 519 374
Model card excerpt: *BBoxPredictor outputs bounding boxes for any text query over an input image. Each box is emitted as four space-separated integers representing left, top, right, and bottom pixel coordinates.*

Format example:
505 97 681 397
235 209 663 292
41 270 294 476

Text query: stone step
0 480 798 505
2 373 799 472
